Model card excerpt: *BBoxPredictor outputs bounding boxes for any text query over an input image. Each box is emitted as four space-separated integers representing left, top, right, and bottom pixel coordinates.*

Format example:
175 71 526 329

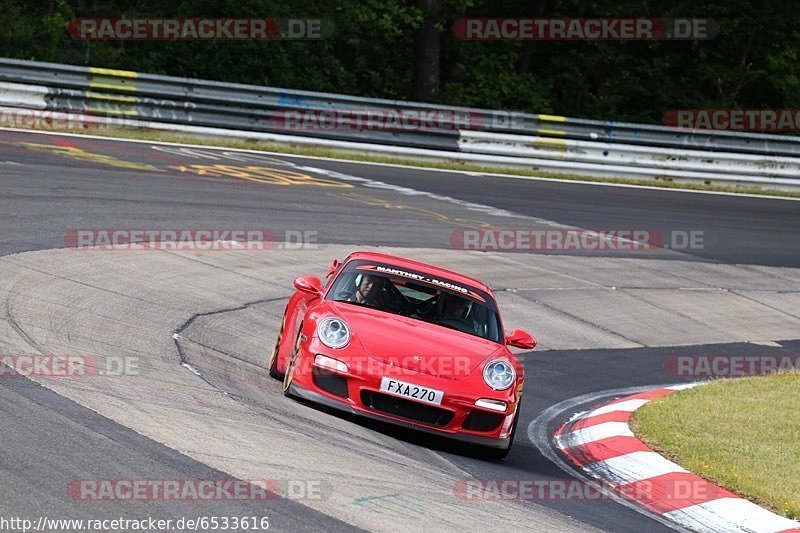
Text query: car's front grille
360 391 454 426
312 366 349 398
462 410 504 432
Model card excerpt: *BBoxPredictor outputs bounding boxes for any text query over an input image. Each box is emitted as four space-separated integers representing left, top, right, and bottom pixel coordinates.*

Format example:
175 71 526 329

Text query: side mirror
506 329 537 349
294 276 323 295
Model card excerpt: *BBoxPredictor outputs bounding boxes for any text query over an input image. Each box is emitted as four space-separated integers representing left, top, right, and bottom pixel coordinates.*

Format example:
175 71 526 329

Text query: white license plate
379 377 444 406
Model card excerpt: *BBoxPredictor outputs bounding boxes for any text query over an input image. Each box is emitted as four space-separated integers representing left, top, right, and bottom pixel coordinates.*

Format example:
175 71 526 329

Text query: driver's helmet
355 273 385 302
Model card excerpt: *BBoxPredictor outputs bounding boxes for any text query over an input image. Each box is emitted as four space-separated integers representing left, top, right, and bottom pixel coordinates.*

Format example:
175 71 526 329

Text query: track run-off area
1 128 799 532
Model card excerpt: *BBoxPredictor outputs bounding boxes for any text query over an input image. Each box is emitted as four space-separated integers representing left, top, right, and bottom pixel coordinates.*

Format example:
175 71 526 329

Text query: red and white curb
555 384 800 533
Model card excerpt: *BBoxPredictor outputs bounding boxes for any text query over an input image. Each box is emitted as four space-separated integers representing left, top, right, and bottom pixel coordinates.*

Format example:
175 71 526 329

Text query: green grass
51 126 800 199
631 371 800 519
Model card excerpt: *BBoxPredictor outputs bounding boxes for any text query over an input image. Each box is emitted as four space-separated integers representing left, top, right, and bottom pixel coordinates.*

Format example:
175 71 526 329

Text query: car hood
326 300 504 380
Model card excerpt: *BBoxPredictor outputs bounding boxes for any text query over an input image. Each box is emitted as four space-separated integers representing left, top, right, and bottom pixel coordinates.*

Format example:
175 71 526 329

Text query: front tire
282 329 303 397
268 306 289 380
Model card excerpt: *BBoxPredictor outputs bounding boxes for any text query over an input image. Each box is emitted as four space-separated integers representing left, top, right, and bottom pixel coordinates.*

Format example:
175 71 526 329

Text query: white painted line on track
596 452 689 485
587 398 650 416
1 126 797 201
559 421 634 447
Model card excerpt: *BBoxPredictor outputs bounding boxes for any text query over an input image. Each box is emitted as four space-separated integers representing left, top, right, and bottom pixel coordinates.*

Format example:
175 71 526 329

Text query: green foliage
1 0 797 123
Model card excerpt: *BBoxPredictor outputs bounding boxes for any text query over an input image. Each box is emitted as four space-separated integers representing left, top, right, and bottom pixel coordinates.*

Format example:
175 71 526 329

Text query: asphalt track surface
1 130 799 267
1 129 799 532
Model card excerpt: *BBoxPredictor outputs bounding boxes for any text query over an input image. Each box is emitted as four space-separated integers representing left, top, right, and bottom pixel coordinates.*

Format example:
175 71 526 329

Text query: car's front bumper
287 380 513 449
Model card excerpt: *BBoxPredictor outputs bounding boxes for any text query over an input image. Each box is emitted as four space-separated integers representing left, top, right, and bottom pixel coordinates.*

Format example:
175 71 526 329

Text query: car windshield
326 262 503 343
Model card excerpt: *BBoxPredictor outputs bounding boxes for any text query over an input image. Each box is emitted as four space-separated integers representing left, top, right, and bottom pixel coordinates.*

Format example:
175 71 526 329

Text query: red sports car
268 251 536 459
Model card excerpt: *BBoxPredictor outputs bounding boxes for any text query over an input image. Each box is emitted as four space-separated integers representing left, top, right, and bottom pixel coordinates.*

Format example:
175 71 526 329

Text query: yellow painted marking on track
17 142 162 172
537 128 566 137
85 91 137 103
89 67 138 78
330 191 500 230
175 165 353 188
538 114 567 122
178 165 206 175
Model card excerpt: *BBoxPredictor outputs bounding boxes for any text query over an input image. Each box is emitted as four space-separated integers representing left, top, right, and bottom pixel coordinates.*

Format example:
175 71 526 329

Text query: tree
413 0 441 102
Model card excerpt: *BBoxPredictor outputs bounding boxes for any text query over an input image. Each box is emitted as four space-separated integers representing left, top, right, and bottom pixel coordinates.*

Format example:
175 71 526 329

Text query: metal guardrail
1 57 800 190
458 131 800 179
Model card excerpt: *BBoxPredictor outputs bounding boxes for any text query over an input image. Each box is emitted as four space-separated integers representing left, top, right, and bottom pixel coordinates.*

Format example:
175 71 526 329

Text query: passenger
440 294 469 319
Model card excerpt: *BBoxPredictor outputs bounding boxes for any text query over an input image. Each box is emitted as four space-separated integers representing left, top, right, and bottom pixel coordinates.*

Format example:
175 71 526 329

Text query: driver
349 274 385 305
434 294 475 334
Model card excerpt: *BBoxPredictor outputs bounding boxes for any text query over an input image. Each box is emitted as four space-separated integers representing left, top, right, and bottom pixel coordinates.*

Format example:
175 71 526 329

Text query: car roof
341 251 494 296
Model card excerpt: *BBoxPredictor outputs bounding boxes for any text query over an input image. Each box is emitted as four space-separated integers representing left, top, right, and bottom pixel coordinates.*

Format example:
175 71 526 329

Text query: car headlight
483 359 515 390
317 317 350 349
